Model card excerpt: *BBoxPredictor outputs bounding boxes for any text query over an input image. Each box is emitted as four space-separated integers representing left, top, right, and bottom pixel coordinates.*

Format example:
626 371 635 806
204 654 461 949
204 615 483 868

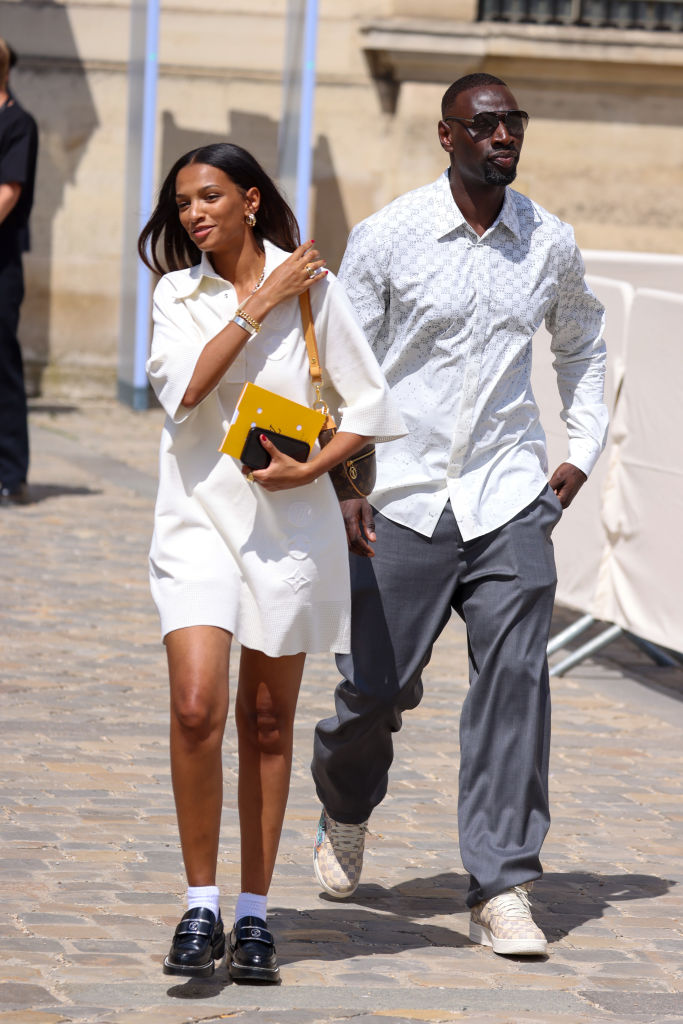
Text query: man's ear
438 120 454 154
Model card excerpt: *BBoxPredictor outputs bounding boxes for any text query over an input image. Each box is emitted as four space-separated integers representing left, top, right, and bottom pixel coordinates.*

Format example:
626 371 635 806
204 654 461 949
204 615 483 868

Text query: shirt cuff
336 406 407 444
566 439 603 478
147 352 197 423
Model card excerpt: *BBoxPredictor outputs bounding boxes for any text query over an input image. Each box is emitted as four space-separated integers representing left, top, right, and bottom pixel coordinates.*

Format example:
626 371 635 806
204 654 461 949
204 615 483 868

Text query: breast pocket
258 325 293 362
258 300 299 361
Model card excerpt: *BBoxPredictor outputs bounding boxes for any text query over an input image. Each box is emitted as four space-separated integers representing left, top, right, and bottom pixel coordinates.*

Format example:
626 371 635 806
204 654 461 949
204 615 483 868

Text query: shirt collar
171 240 287 300
172 252 225 300
495 188 522 239
431 169 521 241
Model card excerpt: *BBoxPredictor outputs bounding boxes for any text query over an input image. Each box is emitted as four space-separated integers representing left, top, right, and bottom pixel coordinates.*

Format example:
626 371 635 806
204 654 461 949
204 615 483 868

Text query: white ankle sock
234 891 267 924
187 885 220 920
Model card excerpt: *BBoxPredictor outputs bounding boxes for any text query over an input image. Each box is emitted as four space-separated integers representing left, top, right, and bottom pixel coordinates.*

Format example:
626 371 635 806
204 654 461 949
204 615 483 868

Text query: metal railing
478 0 683 30
547 614 683 677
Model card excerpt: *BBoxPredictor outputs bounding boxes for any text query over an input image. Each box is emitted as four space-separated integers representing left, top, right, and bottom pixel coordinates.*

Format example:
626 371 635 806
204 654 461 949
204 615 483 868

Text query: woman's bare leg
166 625 231 886
235 648 306 895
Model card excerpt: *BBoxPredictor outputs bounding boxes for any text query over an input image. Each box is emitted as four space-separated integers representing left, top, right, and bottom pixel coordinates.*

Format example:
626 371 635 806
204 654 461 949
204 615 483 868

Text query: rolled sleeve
546 233 609 477
146 277 202 424
312 276 406 443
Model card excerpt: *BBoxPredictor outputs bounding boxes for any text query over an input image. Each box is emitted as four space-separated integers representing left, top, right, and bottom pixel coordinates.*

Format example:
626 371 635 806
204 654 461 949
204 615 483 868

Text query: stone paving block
0 967 55 987
0 1014 71 1024
582 990 683 1016
70 941 145 954
0 938 64 954
108 1011 234 1024
37 1008 115 1023
353 1014 468 1023
0 983 59 1008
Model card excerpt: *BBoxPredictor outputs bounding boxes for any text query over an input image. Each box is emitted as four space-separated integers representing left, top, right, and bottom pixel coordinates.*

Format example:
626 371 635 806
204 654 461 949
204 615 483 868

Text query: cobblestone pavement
1 397 682 1024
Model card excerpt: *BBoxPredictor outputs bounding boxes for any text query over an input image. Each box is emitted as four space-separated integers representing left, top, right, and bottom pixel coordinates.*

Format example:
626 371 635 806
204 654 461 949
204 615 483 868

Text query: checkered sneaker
469 882 547 956
313 808 367 898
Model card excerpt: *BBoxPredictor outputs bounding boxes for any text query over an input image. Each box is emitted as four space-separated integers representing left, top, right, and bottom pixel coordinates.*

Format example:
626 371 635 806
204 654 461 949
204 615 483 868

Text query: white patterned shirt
338 171 608 541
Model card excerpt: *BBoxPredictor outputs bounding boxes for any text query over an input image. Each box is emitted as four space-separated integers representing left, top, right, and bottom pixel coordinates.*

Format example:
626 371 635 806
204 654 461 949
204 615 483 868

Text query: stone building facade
2 0 682 393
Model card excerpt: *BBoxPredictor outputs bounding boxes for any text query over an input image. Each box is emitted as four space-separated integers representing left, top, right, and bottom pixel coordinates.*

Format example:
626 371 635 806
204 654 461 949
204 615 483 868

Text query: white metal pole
117 0 160 409
278 0 319 240
133 0 160 397
295 0 318 240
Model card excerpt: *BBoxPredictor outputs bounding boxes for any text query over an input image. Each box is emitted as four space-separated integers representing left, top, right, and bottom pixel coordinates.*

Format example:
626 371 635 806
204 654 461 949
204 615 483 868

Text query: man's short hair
441 74 508 117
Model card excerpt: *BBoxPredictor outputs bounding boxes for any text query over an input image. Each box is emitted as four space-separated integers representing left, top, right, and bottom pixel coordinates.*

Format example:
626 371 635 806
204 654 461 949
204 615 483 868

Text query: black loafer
163 907 225 978
228 916 280 983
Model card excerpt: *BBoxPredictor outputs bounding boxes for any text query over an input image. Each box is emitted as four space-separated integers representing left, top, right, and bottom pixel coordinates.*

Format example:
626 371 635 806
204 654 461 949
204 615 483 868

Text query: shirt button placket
448 238 487 477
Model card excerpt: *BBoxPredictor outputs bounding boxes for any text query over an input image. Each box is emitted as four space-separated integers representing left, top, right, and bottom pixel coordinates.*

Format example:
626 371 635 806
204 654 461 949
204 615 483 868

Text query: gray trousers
312 486 562 907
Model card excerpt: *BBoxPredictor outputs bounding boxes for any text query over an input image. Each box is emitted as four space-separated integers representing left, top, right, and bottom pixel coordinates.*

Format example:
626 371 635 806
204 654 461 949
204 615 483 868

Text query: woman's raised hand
258 241 327 308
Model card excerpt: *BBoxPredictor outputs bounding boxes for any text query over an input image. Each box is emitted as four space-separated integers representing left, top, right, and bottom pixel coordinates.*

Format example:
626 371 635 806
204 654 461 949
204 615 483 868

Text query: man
0 38 38 507
311 73 607 957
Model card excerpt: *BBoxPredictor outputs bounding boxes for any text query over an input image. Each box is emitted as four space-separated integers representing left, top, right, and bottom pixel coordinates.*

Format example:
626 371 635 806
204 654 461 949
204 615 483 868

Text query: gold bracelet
234 308 262 334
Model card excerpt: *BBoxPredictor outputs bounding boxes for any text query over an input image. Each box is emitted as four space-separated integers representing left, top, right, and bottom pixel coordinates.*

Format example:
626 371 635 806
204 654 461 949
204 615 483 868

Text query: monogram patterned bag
299 292 377 500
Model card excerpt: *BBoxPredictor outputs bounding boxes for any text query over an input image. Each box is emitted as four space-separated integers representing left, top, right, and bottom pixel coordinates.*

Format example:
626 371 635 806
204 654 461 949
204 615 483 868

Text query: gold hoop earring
245 212 256 227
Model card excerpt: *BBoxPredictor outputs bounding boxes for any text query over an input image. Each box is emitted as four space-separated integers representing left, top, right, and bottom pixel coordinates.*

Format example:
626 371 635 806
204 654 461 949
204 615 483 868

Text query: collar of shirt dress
338 171 606 541
169 241 290 382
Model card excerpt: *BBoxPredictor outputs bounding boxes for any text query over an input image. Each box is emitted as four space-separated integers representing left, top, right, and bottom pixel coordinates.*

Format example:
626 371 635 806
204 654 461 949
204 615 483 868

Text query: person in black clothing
0 38 38 506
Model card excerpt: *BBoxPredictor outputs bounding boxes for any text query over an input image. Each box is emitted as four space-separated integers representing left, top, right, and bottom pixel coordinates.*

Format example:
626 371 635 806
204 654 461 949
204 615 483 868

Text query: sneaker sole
469 921 547 956
313 851 359 899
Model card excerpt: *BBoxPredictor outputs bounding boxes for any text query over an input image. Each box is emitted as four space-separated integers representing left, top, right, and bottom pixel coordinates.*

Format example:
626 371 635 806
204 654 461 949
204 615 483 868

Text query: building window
478 0 683 30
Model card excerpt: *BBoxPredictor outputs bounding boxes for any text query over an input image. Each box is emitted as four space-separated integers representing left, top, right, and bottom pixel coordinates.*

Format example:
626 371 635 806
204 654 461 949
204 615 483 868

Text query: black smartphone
240 427 311 470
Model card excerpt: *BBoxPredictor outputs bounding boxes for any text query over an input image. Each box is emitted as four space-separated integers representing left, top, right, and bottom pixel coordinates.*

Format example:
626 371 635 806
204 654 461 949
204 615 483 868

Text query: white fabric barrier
593 288 683 652
532 273 683 653
584 250 683 295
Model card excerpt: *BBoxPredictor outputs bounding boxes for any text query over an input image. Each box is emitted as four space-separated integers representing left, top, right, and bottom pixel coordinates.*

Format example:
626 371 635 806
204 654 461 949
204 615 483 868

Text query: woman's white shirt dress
146 241 406 657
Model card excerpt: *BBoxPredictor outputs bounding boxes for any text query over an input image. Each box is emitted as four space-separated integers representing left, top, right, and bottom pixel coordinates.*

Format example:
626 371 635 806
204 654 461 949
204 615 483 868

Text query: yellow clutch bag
219 382 327 461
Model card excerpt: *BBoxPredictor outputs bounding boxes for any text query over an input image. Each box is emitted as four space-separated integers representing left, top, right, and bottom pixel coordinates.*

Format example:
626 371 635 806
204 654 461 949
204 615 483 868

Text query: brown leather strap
299 292 323 387
299 292 336 430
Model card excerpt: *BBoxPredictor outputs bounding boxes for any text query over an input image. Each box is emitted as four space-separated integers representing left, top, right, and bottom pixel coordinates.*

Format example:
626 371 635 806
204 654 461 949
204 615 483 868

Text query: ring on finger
305 263 317 279
246 472 255 483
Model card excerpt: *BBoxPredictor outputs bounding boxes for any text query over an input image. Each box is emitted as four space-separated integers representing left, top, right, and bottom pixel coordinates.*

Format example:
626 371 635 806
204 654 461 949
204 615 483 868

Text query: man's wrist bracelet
233 308 262 334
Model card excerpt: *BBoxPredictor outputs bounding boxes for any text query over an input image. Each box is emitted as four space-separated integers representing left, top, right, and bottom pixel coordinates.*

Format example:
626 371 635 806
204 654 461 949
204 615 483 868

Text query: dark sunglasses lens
505 112 528 135
470 112 528 136
471 113 500 136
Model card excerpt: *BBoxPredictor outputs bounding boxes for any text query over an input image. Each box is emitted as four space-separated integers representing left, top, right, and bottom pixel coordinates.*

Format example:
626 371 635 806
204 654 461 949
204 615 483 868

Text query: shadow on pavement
24 483 101 503
537 870 675 941
274 869 674 961
164 868 674 999
28 403 80 415
166 962 231 998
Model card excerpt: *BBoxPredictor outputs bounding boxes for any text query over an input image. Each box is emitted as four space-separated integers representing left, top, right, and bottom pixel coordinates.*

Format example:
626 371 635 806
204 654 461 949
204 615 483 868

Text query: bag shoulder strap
299 291 336 430
299 292 322 387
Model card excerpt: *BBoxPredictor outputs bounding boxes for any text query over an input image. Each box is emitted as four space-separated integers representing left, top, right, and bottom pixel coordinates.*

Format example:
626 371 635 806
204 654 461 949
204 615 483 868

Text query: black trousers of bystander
0 249 29 492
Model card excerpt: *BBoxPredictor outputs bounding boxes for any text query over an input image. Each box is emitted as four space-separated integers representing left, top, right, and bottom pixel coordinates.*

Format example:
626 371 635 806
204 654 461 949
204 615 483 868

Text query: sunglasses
444 110 529 139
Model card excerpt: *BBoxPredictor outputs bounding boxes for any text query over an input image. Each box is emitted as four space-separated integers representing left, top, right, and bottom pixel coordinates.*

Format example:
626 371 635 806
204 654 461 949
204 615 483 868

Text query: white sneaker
313 808 367 898
469 882 548 956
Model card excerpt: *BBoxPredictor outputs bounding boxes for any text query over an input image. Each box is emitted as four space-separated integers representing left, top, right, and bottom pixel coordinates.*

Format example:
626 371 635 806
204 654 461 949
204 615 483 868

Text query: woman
138 143 405 984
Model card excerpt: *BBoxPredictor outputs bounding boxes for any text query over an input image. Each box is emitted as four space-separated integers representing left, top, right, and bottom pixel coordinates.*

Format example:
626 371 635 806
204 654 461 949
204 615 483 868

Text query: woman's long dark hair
138 143 300 274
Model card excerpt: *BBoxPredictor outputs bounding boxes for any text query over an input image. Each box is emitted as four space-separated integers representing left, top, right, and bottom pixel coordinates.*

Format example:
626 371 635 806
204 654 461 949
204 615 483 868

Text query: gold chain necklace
248 262 266 297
